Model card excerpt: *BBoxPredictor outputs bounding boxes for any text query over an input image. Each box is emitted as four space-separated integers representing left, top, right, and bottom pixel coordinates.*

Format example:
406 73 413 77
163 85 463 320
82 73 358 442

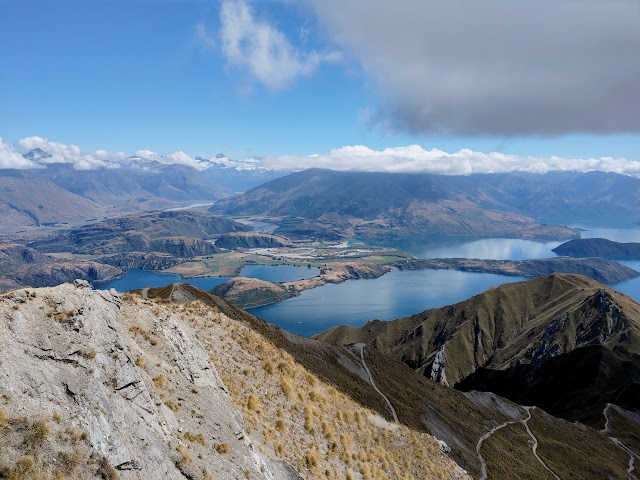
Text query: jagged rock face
99 252 184 271
0 282 297 479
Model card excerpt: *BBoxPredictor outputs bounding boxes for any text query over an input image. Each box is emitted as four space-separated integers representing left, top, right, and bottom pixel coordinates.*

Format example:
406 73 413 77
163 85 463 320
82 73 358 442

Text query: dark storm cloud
312 0 640 136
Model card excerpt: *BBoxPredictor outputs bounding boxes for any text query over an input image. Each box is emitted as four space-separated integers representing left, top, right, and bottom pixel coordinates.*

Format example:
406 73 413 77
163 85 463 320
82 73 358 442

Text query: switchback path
476 407 560 480
522 407 560 480
356 343 399 423
602 404 639 479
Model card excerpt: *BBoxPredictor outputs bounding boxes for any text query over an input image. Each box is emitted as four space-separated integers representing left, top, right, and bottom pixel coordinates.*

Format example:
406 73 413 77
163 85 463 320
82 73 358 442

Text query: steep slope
210 169 580 240
0 282 467 480
317 274 640 388
456 345 640 425
0 169 103 230
144 283 634 479
553 237 640 260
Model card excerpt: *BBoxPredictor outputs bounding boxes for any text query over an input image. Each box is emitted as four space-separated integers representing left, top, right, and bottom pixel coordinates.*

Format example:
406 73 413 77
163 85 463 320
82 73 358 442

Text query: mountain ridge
316 274 640 389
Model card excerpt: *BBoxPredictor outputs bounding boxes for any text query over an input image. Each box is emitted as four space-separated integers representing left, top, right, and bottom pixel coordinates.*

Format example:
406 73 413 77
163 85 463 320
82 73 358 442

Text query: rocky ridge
317 274 640 387
0 282 467 479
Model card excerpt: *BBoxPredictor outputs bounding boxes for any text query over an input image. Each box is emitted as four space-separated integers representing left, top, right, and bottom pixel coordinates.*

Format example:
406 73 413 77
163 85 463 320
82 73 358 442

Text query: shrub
215 443 230 454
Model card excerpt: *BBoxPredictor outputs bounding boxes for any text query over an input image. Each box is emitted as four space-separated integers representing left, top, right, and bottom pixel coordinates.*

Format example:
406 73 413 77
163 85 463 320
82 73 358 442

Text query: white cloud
6 135 640 178
258 145 640 177
167 151 209 170
0 138 40 169
311 0 640 135
219 0 340 91
6 137 212 171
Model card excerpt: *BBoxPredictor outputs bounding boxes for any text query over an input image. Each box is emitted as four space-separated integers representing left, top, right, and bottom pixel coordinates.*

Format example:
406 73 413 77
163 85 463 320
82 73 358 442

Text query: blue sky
1 0 639 167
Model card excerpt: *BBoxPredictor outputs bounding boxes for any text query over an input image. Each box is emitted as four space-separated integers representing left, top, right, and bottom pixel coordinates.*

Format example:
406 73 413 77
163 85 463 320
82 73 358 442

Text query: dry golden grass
155 299 461 480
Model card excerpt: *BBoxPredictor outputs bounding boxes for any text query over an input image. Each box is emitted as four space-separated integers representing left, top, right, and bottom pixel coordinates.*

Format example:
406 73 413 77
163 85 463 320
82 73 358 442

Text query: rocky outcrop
212 277 295 308
0 243 125 291
0 243 49 267
215 232 291 249
0 282 296 479
100 252 185 271
7 261 123 289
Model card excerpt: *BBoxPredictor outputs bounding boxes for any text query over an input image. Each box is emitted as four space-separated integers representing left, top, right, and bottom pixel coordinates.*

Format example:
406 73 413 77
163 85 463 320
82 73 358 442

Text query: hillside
0 282 467 480
553 237 640 260
457 345 640 424
210 169 585 240
1 281 635 479
0 243 123 291
28 210 250 254
317 274 640 423
215 231 291 249
0 164 234 233
0 170 104 231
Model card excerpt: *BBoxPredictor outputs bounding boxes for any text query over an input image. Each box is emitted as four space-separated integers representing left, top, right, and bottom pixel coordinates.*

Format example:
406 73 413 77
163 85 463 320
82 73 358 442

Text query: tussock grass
165 299 461 480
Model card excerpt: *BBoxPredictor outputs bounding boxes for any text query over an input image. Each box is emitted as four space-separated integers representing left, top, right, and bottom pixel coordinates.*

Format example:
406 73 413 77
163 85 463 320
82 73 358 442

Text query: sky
1 0 640 173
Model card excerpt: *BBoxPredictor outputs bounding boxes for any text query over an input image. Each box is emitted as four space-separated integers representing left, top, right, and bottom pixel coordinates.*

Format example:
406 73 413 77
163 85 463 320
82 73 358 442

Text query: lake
98 226 640 337
249 226 640 335
99 264 320 292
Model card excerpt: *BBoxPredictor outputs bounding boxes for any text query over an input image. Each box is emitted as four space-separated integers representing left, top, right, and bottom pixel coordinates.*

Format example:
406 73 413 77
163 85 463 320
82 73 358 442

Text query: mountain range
211 169 640 240
0 150 287 233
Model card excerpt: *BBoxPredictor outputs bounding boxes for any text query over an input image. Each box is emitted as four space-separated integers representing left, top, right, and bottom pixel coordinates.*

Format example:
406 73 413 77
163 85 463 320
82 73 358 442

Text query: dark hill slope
456 345 640 425
553 237 640 260
317 274 640 387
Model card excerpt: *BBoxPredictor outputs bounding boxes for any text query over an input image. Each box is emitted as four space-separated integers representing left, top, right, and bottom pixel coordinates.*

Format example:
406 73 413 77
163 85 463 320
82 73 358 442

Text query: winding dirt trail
476 406 559 480
356 344 399 423
601 404 639 479
476 417 523 480
522 407 560 480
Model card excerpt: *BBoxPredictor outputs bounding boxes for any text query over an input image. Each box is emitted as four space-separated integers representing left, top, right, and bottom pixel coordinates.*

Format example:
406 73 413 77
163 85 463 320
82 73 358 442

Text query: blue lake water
239 264 320 283
97 226 640 337
248 270 529 336
250 227 640 336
